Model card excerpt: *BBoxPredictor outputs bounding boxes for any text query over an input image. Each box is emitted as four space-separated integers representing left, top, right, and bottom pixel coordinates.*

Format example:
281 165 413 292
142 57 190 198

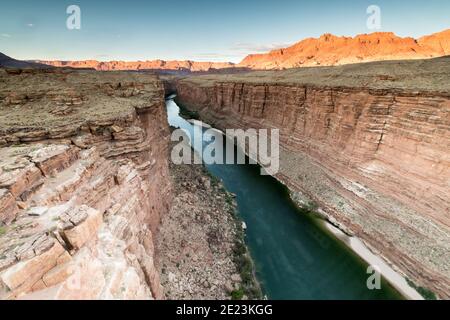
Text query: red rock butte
238 29 450 69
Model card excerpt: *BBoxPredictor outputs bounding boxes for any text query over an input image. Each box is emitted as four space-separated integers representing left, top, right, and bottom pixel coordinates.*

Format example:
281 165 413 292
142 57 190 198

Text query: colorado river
166 97 403 300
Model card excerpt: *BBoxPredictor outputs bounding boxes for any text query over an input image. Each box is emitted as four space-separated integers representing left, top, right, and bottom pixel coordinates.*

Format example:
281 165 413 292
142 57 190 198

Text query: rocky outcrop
0 69 171 299
239 29 450 69
166 57 450 299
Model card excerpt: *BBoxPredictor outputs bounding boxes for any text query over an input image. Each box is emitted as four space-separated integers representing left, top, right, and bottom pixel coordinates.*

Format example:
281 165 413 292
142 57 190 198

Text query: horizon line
3 27 449 64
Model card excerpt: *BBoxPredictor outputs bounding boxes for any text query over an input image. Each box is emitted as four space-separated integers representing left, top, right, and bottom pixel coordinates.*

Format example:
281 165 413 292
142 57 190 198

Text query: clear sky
1 0 449 62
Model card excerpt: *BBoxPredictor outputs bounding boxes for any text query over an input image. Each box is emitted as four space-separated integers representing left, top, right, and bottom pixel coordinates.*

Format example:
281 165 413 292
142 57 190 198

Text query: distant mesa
33 59 237 73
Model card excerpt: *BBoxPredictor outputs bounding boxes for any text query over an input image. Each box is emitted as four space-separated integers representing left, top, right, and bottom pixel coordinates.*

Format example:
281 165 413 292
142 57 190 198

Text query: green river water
166 97 403 300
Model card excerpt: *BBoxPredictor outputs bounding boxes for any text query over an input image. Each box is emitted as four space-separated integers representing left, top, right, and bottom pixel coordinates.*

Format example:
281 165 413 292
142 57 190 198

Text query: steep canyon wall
0 70 171 299
167 58 450 298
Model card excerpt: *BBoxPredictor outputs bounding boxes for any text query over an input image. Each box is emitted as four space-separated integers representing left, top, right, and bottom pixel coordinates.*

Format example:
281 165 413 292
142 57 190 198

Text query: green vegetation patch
406 278 437 300
231 288 245 300
232 222 263 300
0 226 7 237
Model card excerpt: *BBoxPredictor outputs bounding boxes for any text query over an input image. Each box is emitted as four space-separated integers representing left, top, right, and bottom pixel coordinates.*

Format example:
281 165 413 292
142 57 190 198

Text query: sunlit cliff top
0 69 164 145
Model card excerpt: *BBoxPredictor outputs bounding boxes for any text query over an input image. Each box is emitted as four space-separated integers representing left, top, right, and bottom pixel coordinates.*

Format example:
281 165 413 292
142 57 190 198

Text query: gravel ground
156 159 246 300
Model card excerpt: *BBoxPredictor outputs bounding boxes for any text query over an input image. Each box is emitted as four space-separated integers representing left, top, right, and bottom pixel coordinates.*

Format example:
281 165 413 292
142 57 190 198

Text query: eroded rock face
168 58 450 298
0 70 171 299
239 29 450 69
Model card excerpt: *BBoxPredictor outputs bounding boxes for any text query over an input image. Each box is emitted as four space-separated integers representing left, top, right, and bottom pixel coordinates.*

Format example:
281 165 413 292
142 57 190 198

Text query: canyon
0 51 449 300
0 67 253 300
164 56 450 299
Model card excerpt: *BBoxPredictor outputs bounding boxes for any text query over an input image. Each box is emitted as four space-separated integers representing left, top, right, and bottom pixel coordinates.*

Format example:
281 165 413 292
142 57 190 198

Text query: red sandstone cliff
418 29 450 55
166 57 450 299
239 29 450 69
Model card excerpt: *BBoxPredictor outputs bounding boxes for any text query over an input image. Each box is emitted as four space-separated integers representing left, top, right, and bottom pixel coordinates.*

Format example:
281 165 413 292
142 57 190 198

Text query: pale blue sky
0 0 449 62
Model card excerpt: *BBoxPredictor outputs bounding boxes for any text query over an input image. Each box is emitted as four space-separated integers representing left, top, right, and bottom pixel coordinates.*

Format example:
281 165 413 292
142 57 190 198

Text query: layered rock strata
0 69 171 299
166 57 450 299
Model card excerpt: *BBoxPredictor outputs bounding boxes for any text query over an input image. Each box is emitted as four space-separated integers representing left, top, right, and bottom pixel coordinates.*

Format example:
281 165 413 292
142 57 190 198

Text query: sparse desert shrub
406 278 437 300
231 288 244 300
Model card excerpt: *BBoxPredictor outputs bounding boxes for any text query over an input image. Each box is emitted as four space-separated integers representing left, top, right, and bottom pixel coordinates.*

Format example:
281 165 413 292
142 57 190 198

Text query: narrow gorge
165 57 450 299
0 56 449 300
0 0 449 304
